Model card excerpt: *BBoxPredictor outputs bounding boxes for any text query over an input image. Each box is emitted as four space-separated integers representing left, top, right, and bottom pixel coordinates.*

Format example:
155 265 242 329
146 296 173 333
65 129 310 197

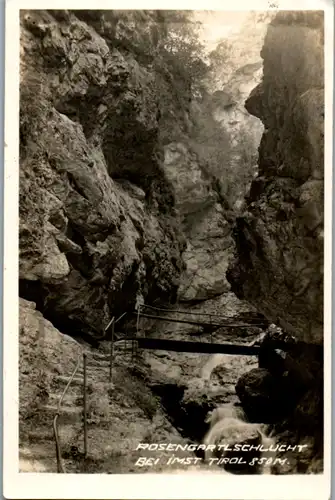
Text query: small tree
156 11 209 97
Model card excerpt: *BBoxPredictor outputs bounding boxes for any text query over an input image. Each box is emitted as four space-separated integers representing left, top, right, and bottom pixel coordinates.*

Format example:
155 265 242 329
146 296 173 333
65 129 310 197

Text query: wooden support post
124 325 128 355
109 320 115 383
83 353 88 458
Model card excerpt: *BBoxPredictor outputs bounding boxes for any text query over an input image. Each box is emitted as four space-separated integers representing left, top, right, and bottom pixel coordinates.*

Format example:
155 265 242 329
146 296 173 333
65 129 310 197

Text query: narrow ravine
18 9 324 478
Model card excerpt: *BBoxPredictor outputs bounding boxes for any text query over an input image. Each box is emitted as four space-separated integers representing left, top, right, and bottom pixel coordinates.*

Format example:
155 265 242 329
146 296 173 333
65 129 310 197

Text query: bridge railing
137 304 268 329
141 303 265 321
142 303 223 318
141 304 219 331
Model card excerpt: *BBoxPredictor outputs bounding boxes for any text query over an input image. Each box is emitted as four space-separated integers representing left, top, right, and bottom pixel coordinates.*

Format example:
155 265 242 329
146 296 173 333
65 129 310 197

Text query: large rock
236 319 324 472
235 368 286 423
19 297 83 473
19 297 82 415
227 12 324 344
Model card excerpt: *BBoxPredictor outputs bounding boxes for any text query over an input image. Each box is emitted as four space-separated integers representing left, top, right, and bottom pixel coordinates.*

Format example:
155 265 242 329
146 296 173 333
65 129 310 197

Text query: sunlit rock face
205 43 266 215
211 86 263 213
228 11 324 345
198 12 269 212
162 51 266 302
162 142 233 302
214 63 264 153
170 62 264 302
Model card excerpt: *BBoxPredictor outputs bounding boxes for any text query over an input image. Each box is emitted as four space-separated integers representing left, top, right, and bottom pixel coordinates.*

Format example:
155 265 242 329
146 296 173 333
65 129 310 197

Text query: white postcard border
3 0 333 498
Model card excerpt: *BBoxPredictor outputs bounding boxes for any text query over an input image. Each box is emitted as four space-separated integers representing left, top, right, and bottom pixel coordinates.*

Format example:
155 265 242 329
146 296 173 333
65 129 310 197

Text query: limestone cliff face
169 62 264 302
163 140 233 302
211 63 264 212
19 10 186 338
173 63 264 302
227 12 324 344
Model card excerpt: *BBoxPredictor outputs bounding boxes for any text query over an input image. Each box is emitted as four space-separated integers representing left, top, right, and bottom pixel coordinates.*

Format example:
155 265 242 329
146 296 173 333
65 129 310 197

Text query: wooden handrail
105 312 127 331
95 312 128 341
114 312 127 324
104 316 115 333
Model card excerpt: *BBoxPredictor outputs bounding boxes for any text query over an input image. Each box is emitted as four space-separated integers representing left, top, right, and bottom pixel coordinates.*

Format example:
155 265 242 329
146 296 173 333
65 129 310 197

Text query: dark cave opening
19 278 101 348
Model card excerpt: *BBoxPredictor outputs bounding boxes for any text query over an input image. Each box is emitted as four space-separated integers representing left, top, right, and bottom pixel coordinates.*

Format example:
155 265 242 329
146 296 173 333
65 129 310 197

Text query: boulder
235 368 284 423
235 364 310 424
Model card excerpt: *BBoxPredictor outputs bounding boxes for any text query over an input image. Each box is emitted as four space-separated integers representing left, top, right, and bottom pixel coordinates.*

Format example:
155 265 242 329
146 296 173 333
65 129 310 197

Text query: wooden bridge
105 303 267 357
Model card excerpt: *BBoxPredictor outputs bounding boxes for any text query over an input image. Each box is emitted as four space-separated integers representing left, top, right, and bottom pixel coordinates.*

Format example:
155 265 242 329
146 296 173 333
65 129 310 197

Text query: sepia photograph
3 1 333 498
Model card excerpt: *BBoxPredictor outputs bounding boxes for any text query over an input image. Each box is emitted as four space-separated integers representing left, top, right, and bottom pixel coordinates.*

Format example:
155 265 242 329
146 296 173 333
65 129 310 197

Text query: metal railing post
83 353 88 458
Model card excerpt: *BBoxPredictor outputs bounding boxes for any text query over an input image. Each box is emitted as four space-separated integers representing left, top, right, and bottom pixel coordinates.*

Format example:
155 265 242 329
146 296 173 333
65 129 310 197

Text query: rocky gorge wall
19 9 264 331
228 11 324 345
19 10 195 339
